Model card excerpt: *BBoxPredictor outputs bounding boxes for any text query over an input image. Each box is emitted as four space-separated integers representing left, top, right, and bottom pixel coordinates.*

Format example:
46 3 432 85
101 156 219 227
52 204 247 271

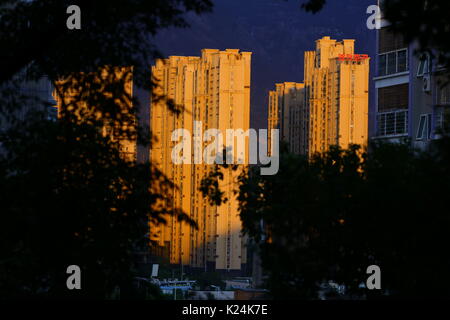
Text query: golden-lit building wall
267 82 305 155
304 37 369 156
332 57 370 150
213 49 251 270
150 49 251 271
150 56 198 265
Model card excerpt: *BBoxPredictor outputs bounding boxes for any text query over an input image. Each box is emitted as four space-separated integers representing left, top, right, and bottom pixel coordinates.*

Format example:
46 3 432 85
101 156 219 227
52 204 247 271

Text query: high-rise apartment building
304 36 370 156
150 49 252 272
267 82 305 154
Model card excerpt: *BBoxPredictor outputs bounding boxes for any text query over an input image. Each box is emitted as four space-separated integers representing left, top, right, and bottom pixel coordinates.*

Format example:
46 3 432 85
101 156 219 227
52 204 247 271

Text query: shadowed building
0 74 57 132
372 1 450 149
53 67 153 163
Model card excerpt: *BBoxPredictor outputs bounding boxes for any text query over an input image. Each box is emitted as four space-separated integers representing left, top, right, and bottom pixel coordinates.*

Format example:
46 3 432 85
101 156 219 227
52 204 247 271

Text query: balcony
376 110 408 137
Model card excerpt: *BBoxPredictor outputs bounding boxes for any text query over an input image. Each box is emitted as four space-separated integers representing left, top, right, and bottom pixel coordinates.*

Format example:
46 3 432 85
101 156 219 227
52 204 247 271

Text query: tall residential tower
268 37 370 157
150 49 252 272
304 36 370 156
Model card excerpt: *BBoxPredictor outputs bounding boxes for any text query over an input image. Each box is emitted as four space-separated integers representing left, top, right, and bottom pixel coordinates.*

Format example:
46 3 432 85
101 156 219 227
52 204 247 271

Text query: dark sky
155 0 376 130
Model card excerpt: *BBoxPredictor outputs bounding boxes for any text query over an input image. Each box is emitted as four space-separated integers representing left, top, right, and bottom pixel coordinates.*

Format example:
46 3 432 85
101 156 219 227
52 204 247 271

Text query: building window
377 110 408 136
417 53 431 77
378 27 408 76
416 114 432 140
379 28 408 53
397 50 407 72
378 54 387 76
378 84 409 112
378 49 408 76
437 83 450 105
434 107 450 135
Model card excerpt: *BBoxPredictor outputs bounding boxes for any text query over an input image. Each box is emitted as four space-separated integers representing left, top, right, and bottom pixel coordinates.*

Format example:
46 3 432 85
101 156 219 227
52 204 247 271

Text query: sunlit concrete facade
267 82 305 154
150 49 252 272
304 36 370 156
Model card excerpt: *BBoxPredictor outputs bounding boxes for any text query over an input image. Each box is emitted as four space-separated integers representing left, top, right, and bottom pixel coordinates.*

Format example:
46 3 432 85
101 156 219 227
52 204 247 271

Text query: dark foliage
0 0 213 85
237 141 450 299
0 112 170 298
300 0 326 13
0 0 212 299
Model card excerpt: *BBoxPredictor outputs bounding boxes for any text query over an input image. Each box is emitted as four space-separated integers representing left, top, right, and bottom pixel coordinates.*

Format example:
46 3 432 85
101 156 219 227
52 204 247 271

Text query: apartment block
373 3 450 148
150 49 252 272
